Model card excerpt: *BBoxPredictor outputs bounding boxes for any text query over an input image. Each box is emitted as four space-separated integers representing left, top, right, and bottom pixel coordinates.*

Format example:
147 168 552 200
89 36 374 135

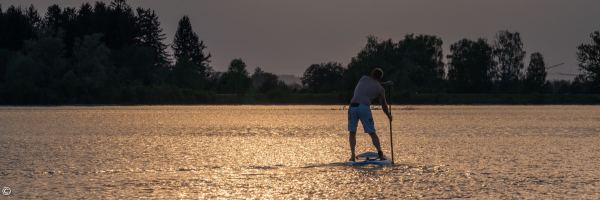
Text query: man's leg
368 132 384 157
349 131 356 161
348 106 359 161
358 104 383 157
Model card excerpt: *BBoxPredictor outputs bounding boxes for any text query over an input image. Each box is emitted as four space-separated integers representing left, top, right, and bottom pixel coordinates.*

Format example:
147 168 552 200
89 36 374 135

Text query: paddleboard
344 152 392 165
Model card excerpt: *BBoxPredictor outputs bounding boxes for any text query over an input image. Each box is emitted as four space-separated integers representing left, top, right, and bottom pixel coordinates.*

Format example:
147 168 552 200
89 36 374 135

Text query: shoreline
1 93 599 106
1 103 599 107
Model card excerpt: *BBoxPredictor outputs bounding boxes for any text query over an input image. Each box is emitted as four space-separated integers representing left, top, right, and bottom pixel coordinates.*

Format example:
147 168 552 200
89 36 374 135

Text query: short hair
371 68 383 80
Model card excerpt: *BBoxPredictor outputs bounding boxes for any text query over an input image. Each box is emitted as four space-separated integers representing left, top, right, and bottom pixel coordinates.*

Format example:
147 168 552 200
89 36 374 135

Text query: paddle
388 85 394 164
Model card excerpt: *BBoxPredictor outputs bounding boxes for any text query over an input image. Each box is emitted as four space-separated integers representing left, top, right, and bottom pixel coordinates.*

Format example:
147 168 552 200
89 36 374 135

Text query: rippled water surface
1 105 600 199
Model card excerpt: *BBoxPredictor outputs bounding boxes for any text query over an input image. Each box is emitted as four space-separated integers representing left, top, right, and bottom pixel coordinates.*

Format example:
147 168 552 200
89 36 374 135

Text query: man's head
371 68 383 80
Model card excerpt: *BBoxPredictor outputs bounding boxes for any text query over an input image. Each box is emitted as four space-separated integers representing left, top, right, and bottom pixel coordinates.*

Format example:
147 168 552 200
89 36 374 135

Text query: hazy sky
2 0 599 80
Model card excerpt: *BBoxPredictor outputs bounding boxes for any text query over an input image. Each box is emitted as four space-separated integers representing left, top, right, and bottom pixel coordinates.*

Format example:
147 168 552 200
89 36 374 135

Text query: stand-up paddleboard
344 152 392 165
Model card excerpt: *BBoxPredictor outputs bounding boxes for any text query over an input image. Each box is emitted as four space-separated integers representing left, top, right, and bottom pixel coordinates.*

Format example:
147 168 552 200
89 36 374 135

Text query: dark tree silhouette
111 45 155 86
221 58 251 94
0 5 38 51
251 67 281 93
447 38 496 93
396 34 445 92
172 55 202 89
346 34 445 93
4 28 67 103
302 62 345 93
524 52 547 93
105 0 137 50
576 31 600 93
70 33 111 89
136 7 170 66
0 49 9 84
0 5 42 84
75 3 94 37
91 2 110 41
345 36 396 92
172 15 211 76
43 5 62 30
44 4 95 56
494 30 526 93
25 4 41 29
259 73 280 93
251 67 265 88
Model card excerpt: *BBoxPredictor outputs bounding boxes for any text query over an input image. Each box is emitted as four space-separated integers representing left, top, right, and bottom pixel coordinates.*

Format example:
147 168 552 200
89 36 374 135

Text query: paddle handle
388 85 394 164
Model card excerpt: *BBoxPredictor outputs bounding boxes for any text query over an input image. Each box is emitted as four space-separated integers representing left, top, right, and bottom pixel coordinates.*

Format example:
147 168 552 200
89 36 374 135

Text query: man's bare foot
349 155 356 162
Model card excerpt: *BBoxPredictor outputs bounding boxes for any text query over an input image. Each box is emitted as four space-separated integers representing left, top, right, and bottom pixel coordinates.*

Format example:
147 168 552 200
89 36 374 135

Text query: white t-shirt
350 76 385 106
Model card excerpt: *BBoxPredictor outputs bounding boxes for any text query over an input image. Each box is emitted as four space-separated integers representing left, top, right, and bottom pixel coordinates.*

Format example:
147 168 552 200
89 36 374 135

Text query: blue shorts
348 103 376 133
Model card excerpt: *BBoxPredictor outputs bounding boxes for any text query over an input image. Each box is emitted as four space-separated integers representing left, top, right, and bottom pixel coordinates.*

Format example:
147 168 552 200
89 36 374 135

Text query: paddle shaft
388 85 394 164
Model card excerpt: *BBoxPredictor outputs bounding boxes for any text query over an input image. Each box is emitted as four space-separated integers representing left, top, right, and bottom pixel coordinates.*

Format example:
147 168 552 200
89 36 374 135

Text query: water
1 105 599 199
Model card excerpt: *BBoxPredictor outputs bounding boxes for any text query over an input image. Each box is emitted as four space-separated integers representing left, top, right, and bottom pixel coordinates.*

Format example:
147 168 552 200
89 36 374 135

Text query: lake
1 105 599 199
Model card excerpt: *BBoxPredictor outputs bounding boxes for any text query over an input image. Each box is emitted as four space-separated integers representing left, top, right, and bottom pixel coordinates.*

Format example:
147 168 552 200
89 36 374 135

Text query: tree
111 45 155 86
396 34 445 92
136 8 169 66
172 55 202 89
545 80 567 94
202 69 221 92
4 28 68 103
345 36 397 92
260 73 280 93
576 31 600 93
106 0 138 50
221 58 251 94
4 51 38 103
70 33 111 88
59 33 114 102
251 67 265 88
0 5 38 51
172 15 211 76
23 28 68 88
43 5 63 30
47 0 139 52
91 2 110 42
43 5 82 56
493 30 526 93
75 3 94 37
251 67 281 93
301 62 345 93
0 49 10 84
25 4 41 30
524 52 547 93
345 34 445 93
447 38 496 93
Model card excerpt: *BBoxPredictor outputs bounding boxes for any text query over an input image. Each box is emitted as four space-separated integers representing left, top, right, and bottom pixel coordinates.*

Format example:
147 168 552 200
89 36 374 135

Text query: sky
2 0 599 80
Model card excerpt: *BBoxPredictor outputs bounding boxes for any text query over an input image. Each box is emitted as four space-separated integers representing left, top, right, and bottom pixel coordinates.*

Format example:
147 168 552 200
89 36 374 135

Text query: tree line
0 0 598 104
303 32 600 95
0 0 294 104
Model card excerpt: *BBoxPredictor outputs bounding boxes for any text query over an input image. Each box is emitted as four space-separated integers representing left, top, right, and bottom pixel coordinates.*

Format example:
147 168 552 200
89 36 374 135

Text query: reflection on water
1 105 599 198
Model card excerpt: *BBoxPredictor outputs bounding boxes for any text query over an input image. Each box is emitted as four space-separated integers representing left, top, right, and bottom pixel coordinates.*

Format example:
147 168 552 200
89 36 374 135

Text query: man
347 68 392 161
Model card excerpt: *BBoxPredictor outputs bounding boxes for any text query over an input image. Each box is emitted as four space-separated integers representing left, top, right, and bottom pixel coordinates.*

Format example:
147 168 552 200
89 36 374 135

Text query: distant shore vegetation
0 0 599 105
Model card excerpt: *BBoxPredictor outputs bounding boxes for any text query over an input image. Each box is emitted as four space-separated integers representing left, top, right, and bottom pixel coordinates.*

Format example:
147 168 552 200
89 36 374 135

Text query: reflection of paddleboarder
347 68 392 161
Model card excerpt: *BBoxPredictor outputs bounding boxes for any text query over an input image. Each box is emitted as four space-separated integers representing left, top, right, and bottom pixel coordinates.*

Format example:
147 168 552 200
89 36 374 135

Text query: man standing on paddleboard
347 68 392 161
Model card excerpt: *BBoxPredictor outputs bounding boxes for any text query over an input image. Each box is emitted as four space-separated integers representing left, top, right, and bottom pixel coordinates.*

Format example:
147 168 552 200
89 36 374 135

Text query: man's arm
379 81 393 121
380 95 392 121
